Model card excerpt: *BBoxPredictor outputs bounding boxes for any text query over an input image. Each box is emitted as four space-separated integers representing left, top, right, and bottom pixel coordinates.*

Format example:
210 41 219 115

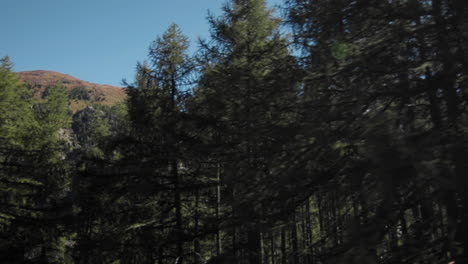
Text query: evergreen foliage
1 0 468 263
0 56 73 263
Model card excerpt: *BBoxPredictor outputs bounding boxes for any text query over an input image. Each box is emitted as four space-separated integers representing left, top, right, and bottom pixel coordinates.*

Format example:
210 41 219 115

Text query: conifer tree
119 24 195 264
194 1 299 262
0 56 37 148
0 57 73 263
285 0 468 263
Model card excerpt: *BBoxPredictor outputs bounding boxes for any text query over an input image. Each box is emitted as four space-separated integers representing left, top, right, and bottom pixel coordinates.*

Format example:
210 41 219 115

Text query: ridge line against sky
1 0 283 87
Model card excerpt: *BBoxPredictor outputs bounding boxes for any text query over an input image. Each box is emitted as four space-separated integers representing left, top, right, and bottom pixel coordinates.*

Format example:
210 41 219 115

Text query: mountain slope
18 70 127 112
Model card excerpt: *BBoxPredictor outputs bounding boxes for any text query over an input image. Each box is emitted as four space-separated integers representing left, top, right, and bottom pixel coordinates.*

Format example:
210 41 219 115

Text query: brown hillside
18 70 127 112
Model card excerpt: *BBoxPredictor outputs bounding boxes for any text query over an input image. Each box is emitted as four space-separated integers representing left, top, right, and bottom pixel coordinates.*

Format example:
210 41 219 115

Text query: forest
1 0 468 263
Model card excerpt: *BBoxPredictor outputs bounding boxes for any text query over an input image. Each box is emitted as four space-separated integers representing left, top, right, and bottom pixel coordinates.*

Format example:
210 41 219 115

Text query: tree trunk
291 211 299 264
216 162 222 256
247 220 262 264
281 226 287 264
172 159 183 263
194 189 201 264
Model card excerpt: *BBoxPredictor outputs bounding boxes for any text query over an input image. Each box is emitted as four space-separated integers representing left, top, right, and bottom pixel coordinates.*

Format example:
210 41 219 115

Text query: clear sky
1 0 283 86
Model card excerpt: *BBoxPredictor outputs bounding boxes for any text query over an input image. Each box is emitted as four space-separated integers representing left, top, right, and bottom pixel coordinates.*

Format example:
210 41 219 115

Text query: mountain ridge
18 70 127 112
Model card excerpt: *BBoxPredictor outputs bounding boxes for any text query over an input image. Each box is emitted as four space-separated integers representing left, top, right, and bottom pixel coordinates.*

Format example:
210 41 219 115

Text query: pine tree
117 24 195 264
285 0 468 263
0 56 37 148
0 57 73 263
34 82 70 149
194 1 299 262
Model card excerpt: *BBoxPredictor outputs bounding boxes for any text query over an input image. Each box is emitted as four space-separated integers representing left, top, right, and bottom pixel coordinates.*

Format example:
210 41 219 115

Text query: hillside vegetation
19 70 126 112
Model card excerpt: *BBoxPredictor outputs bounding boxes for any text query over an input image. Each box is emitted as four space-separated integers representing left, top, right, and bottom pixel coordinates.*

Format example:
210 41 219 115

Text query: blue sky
1 0 283 86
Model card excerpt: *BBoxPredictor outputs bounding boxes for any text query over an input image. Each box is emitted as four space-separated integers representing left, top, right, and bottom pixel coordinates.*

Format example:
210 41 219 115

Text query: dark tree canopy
1 0 467 263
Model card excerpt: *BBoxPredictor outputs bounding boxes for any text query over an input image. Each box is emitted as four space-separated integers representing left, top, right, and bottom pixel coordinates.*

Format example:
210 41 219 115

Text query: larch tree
194 0 299 263
123 23 195 264
0 57 73 263
285 0 468 263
